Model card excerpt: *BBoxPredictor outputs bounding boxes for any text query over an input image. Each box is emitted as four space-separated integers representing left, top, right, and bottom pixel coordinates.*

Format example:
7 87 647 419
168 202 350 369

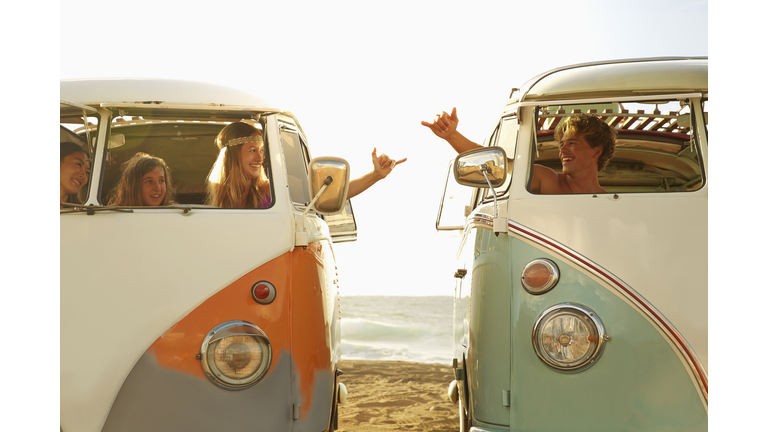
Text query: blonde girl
206 121 271 208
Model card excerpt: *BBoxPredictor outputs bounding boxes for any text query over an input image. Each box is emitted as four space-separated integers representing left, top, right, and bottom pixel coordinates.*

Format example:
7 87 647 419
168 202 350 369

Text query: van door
278 120 338 431
466 226 511 428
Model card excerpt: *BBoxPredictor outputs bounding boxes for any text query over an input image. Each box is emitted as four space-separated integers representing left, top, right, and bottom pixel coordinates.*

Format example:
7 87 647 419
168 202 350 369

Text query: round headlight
532 303 607 372
201 321 272 389
521 259 559 294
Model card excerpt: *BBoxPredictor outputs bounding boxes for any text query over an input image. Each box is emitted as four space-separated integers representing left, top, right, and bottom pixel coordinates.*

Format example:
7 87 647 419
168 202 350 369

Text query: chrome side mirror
454 147 508 237
308 157 350 215
454 147 507 188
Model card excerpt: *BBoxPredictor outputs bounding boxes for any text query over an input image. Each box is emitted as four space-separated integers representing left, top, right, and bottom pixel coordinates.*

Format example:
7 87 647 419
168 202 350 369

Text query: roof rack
536 107 691 135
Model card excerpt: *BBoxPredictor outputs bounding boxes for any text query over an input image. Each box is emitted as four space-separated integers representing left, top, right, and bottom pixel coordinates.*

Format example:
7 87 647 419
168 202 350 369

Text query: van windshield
530 100 704 193
60 108 275 208
104 117 227 205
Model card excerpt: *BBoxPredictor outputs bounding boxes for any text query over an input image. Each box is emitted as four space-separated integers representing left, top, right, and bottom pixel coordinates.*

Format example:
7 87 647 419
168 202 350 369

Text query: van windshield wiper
60 203 214 215
60 203 134 214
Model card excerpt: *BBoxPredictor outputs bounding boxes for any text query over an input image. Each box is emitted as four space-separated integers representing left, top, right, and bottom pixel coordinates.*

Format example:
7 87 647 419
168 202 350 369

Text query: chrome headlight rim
532 303 606 372
200 320 272 390
521 258 560 295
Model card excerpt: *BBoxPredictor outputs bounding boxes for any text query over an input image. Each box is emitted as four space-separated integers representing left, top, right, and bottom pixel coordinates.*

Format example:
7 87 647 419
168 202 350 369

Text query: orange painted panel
291 241 334 415
146 243 337 418
148 252 294 378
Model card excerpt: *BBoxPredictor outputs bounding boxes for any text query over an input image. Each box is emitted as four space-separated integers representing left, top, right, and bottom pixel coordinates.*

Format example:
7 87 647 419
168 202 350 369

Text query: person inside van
60 141 90 204
108 153 176 206
206 121 406 208
422 108 615 194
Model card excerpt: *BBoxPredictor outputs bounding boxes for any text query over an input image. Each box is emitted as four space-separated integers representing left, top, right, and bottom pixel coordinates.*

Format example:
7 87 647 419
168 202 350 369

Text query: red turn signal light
521 259 559 295
251 281 276 304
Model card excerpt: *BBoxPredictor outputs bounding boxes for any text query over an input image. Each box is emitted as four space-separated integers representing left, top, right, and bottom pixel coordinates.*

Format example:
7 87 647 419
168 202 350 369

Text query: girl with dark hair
108 153 176 206
60 141 90 204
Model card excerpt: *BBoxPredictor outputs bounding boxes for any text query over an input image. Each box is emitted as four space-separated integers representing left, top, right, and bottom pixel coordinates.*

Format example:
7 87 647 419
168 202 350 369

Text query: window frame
60 102 109 207
277 121 313 210
479 113 518 205
524 96 706 195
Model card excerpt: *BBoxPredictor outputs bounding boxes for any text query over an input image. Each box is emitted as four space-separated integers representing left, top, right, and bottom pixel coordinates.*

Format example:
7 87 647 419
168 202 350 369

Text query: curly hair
554 113 616 171
108 153 176 206
206 121 271 208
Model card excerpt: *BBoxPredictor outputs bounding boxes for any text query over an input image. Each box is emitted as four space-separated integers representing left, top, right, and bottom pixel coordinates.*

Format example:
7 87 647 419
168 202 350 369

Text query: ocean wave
341 318 434 342
339 296 454 364
340 340 449 364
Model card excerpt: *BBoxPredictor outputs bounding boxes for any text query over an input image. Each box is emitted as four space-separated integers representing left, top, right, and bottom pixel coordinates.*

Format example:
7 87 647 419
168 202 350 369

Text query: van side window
279 126 312 206
481 114 518 202
60 110 99 205
529 101 704 193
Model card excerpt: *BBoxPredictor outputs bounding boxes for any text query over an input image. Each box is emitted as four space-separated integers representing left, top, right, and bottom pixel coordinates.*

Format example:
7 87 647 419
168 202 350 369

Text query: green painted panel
469 229 511 426
507 237 707 431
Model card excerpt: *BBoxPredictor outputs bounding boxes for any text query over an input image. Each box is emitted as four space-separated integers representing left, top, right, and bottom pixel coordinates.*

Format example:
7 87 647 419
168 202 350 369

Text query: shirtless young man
422 108 616 194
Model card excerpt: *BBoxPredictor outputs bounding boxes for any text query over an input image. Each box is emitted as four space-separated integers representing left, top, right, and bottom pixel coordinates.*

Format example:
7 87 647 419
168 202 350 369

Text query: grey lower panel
292 367 334 432
102 350 298 432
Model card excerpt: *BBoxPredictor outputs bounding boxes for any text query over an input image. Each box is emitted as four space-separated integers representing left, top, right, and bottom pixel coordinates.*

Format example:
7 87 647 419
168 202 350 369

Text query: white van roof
514 57 708 103
60 78 277 110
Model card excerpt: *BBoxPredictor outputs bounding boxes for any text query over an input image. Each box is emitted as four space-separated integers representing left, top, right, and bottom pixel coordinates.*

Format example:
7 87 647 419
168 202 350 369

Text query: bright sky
4 0 761 427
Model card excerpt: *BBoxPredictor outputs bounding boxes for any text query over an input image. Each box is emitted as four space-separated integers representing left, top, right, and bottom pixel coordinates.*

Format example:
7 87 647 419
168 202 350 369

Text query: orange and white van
60 79 354 432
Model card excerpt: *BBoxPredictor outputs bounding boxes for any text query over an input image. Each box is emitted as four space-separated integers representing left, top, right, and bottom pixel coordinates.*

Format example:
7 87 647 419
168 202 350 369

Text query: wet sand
336 360 459 432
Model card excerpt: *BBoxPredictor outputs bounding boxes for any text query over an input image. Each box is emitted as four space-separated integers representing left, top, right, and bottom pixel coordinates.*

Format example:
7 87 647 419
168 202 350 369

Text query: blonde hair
206 122 271 208
108 153 176 206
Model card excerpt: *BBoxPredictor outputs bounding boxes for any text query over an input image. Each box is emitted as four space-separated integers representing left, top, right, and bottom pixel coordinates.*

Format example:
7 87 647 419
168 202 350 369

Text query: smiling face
60 151 90 201
140 166 167 206
239 135 265 180
559 131 602 176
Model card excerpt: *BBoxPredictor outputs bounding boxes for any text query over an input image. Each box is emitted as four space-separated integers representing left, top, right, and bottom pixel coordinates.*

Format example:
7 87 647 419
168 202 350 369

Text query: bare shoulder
530 164 560 194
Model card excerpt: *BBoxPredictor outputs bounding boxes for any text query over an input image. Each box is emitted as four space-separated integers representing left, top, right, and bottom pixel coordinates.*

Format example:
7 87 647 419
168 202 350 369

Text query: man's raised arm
421 107 483 154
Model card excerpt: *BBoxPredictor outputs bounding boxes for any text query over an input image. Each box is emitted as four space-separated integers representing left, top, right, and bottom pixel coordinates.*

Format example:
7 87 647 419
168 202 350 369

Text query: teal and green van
437 57 708 431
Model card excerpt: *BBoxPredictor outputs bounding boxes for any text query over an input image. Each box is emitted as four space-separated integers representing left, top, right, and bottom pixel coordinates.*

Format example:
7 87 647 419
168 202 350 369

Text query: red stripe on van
471 215 708 396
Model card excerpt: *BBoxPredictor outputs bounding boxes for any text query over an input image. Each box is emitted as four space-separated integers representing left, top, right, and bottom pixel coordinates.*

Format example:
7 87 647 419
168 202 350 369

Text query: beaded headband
220 135 262 149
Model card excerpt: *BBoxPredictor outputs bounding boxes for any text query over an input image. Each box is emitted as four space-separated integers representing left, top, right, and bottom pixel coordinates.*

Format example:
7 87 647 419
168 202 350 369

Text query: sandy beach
336 360 460 432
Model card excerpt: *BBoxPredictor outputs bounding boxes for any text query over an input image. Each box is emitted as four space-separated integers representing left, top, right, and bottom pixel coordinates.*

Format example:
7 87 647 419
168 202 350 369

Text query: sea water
340 296 454 364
